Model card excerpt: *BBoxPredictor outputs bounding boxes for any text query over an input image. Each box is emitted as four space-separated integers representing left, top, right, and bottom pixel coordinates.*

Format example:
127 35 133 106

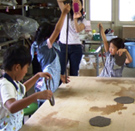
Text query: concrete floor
123 66 135 77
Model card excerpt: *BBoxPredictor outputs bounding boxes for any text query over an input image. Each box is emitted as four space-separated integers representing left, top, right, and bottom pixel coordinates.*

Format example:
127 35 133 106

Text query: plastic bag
0 0 18 6
0 13 39 39
79 55 94 69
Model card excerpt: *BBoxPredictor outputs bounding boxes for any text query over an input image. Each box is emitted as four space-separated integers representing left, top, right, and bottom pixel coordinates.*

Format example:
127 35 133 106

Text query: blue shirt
31 40 61 96
99 52 124 77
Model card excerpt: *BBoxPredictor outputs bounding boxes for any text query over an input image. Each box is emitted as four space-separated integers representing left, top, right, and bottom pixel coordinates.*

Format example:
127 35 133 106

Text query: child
31 4 70 107
0 45 53 130
98 23 132 77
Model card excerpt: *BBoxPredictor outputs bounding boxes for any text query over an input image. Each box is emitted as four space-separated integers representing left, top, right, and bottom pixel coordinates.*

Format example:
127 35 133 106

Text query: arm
49 4 70 45
61 75 70 83
117 48 132 64
98 23 109 52
57 0 65 12
74 18 85 32
5 90 53 113
57 0 84 33
23 72 52 91
125 50 132 63
73 0 85 32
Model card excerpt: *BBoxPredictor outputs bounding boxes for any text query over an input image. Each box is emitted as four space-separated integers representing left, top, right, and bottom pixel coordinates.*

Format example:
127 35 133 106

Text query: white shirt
0 78 26 130
59 15 91 45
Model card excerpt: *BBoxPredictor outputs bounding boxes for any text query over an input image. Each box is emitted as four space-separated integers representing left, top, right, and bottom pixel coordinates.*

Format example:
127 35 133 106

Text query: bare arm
98 23 109 52
125 50 132 63
57 0 65 12
74 18 85 32
5 90 53 113
24 72 52 91
73 0 85 32
57 0 85 33
117 49 132 64
49 4 70 45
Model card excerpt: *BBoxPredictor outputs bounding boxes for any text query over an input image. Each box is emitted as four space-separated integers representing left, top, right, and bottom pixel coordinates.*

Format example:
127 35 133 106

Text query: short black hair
35 22 55 45
3 44 31 71
109 37 125 50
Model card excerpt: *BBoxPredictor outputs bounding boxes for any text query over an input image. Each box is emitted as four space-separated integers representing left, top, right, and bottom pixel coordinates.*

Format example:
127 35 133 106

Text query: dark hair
3 44 31 71
34 22 55 45
70 0 84 21
109 37 125 50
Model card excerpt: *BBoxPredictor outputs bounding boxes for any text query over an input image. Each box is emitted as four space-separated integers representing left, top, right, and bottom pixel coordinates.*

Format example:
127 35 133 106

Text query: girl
31 4 70 107
98 23 132 77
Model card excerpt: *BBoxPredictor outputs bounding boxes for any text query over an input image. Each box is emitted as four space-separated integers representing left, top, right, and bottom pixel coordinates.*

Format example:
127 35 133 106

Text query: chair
23 103 38 117
23 103 38 124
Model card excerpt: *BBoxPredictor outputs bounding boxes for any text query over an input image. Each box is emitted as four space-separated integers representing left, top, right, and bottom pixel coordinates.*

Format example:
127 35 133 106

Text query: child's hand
37 72 52 80
38 90 53 100
98 23 103 30
117 49 127 56
73 0 82 19
63 4 70 14
61 75 70 83
73 12 82 19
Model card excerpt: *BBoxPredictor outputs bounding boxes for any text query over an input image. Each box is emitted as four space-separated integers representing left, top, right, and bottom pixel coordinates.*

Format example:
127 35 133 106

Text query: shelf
0 5 25 10
0 1 30 50
26 5 59 10
0 4 59 10
0 39 18 47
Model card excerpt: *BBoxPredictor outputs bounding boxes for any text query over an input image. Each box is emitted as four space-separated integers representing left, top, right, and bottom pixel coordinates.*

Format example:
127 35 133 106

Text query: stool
23 103 38 124
23 103 38 117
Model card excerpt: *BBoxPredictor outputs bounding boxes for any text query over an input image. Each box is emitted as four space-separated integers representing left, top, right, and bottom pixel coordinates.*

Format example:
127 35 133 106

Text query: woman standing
57 0 91 76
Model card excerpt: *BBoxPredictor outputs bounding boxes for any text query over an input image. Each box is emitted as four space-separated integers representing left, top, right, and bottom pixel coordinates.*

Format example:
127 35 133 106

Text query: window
89 0 112 21
119 0 135 21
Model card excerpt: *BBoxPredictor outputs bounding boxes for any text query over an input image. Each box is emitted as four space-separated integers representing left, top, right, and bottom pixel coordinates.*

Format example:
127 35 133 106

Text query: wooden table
20 76 135 131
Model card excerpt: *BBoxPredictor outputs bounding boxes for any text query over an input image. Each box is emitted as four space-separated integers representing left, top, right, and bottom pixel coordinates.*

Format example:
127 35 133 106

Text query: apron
0 73 25 131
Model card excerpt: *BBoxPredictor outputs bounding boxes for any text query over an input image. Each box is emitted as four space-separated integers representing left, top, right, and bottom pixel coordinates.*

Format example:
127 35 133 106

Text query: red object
99 53 106 57
73 3 79 12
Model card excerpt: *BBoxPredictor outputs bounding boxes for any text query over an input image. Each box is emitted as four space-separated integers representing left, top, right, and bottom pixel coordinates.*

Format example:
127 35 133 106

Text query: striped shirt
99 52 124 77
